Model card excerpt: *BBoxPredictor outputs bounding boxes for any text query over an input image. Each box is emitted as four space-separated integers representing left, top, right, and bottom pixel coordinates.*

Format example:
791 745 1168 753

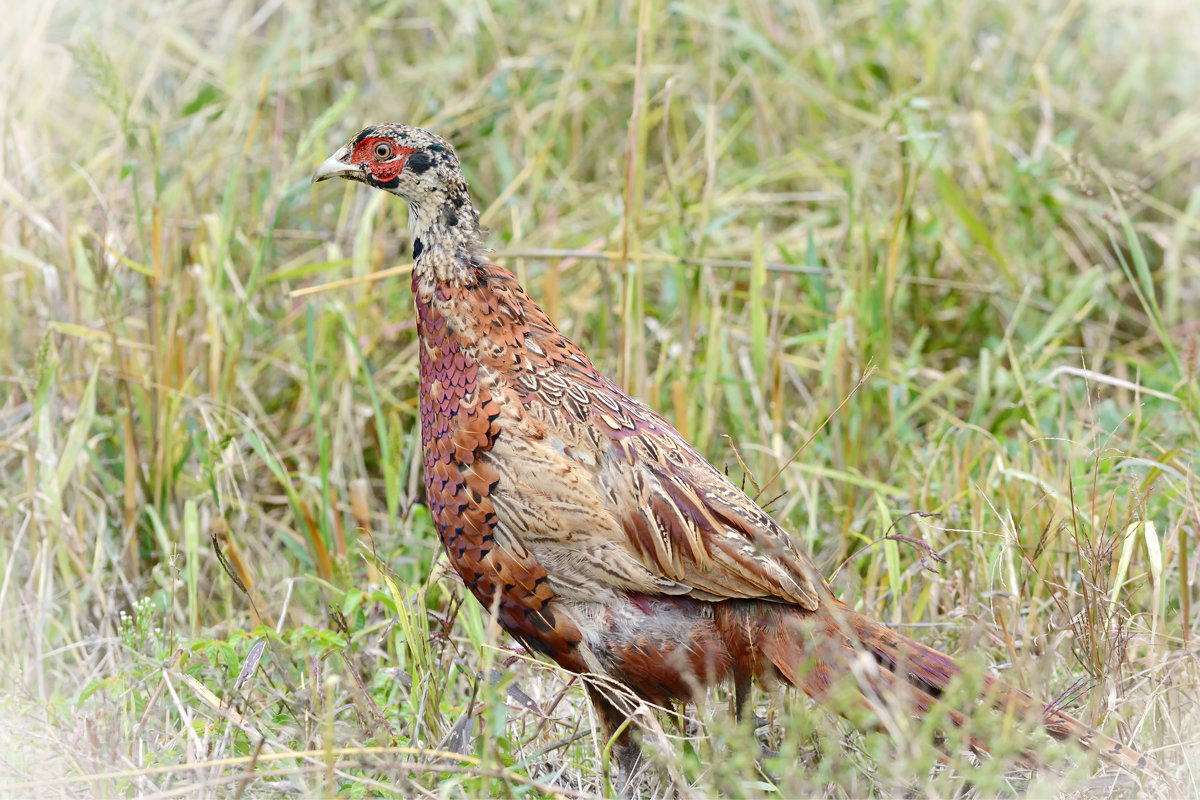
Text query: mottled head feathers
314 123 484 281
313 124 456 190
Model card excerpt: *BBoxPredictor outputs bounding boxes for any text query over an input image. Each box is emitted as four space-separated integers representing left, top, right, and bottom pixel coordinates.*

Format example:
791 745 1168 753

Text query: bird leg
585 684 645 794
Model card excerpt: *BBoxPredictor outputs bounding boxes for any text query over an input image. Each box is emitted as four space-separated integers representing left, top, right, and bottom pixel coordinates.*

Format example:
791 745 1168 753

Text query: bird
311 123 1177 794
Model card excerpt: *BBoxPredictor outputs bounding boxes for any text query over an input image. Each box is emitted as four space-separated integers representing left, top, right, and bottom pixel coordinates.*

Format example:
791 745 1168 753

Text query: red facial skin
351 136 414 185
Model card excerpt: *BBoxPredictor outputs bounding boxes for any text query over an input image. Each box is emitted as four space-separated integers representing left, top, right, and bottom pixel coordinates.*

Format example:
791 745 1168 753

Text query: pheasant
311 123 1177 793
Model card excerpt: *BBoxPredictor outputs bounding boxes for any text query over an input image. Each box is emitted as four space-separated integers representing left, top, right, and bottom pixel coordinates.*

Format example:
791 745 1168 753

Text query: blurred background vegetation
1 0 1197 796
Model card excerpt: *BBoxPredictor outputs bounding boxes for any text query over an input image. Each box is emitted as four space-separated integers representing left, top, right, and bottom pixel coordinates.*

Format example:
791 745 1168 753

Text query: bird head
311 123 464 203
313 123 484 275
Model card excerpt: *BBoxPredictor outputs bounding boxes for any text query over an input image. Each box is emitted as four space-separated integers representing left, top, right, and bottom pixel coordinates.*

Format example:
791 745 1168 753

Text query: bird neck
407 181 485 289
406 184 563 387
410 238 551 380
408 189 495 366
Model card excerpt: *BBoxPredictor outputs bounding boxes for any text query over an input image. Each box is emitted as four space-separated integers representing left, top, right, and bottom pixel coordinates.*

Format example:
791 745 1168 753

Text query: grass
2 0 1198 796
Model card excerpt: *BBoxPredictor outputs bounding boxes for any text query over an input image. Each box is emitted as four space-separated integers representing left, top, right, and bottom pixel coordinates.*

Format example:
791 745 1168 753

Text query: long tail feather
752 600 1179 795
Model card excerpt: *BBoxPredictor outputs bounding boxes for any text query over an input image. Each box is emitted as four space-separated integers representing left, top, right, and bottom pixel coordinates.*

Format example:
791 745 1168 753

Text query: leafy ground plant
1 0 1198 797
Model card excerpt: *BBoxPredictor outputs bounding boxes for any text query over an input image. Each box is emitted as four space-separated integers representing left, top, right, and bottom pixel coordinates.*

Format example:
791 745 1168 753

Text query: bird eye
373 142 393 159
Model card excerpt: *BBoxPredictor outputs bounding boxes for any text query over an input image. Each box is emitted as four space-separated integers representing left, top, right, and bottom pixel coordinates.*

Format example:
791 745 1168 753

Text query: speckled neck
406 178 486 290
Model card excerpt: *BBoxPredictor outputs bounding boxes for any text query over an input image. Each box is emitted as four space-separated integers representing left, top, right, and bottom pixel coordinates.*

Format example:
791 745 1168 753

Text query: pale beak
311 146 355 184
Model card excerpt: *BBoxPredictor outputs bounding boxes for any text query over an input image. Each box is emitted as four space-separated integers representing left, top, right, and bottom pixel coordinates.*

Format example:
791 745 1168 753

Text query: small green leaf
182 83 222 117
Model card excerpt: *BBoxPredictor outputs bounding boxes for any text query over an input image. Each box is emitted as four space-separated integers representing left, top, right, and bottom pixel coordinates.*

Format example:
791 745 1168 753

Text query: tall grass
1 0 1197 796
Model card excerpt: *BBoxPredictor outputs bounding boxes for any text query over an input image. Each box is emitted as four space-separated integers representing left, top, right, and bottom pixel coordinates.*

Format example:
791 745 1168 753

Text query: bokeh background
2 0 1197 796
